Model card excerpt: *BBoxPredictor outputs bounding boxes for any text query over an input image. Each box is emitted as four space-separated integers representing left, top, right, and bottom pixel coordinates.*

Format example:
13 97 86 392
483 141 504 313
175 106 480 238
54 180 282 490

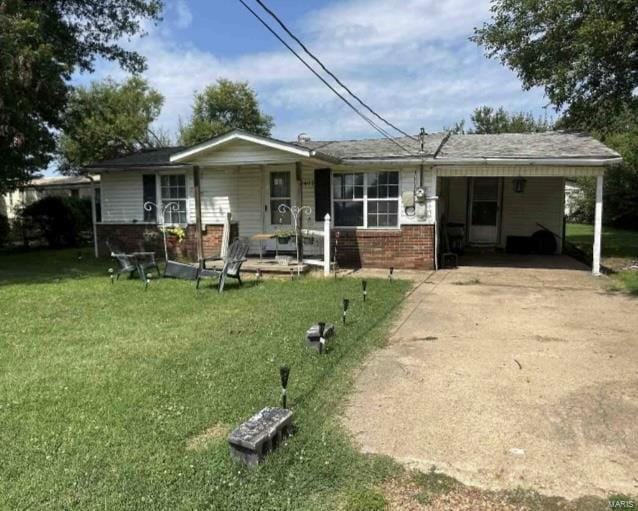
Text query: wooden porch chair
196 238 250 293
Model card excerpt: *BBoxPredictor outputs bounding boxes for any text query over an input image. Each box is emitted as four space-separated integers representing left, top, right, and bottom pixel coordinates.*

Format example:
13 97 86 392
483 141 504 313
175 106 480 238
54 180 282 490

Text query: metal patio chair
196 238 250 293
107 241 160 282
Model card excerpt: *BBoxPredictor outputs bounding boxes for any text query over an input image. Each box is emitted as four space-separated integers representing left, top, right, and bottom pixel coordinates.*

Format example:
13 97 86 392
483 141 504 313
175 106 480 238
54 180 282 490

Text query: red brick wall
333 225 435 270
96 223 237 260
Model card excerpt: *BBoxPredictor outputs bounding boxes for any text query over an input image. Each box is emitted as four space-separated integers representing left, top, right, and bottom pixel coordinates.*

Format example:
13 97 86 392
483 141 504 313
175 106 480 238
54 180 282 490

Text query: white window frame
331 171 400 229
158 172 188 226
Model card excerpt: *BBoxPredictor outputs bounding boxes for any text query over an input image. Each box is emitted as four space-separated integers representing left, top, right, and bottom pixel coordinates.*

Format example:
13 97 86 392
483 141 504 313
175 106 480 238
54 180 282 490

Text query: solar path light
362 280 367 302
342 298 350 324
279 366 290 409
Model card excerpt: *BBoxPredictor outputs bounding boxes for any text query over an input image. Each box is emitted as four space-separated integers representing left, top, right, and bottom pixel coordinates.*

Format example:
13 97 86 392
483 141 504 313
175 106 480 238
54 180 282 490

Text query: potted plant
275 229 295 244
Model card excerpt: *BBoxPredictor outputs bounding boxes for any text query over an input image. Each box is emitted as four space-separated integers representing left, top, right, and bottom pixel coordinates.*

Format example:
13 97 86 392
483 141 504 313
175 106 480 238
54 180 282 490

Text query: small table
250 233 277 261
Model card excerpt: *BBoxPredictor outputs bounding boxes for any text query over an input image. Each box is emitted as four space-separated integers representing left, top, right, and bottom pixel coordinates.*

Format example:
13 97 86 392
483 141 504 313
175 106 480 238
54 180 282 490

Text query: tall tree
446 106 551 134
178 79 274 146
59 77 165 173
0 0 162 193
472 0 638 131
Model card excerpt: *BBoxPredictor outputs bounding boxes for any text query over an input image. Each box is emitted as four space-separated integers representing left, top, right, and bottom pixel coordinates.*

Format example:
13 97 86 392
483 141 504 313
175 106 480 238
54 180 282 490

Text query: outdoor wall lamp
513 176 527 193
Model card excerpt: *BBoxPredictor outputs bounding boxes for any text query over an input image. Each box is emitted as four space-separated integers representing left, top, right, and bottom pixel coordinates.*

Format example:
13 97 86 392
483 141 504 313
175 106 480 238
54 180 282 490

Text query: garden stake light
389 267 394 281
279 366 290 409
342 298 349 324
109 268 114 284
318 322 326 354
362 280 367 301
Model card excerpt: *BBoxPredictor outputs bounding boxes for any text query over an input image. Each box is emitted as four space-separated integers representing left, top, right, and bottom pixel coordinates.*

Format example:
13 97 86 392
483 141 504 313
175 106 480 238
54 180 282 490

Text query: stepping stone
228 407 294 466
305 323 335 352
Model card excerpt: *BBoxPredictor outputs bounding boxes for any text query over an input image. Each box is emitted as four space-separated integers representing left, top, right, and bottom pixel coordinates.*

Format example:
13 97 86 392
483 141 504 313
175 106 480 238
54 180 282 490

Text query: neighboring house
564 179 584 217
0 175 101 222
85 129 620 274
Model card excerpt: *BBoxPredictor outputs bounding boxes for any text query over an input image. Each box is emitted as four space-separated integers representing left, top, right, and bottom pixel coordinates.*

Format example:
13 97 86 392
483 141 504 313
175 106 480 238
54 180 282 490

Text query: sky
75 0 553 144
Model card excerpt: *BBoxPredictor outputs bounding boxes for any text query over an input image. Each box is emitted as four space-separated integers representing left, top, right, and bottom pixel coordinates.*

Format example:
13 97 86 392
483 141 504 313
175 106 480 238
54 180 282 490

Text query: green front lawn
0 249 409 510
566 223 638 294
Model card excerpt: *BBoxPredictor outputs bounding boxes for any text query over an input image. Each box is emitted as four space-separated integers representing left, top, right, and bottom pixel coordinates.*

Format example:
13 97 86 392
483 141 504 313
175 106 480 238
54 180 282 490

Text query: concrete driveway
344 256 638 499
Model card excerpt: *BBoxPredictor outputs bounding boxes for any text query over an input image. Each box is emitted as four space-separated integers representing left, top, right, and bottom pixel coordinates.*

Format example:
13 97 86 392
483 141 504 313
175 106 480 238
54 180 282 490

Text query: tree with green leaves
472 0 638 132
59 77 166 173
447 106 551 134
179 79 274 146
0 0 162 193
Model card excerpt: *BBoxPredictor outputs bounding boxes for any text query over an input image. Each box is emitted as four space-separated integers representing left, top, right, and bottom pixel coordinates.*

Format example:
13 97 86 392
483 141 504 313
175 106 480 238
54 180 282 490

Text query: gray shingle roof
294 134 446 160
28 175 99 187
86 147 186 168
438 132 620 160
85 130 620 169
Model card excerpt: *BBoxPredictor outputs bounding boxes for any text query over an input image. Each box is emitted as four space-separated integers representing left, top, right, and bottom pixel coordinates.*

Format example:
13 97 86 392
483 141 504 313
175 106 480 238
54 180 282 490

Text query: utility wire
236 0 417 156
254 0 418 142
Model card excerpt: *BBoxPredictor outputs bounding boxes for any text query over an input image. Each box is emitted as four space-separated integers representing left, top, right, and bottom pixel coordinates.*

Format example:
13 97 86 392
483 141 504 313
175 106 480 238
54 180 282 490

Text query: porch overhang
169 129 339 165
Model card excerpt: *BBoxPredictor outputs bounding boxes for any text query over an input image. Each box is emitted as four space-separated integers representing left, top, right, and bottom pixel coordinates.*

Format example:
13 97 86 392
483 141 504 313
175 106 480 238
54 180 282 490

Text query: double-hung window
333 171 399 228
160 174 187 224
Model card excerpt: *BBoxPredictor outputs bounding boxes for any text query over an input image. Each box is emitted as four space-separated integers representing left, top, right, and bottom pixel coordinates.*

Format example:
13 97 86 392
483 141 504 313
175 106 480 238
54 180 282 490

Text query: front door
468 177 501 244
265 169 294 249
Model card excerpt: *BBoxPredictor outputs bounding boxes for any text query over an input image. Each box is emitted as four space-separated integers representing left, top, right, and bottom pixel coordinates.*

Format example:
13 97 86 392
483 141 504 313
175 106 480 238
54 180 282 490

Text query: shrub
20 196 92 248
0 213 9 247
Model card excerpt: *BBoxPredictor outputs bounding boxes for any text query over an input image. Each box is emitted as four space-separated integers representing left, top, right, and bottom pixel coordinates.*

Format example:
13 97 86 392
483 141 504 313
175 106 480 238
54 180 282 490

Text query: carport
432 133 622 275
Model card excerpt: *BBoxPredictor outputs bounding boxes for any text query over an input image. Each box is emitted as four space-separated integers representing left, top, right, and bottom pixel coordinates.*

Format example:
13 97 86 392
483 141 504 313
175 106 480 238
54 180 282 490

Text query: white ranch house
86 129 621 274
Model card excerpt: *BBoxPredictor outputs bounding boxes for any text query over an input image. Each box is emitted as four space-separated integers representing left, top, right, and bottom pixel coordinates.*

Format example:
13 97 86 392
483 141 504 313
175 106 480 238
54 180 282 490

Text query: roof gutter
432 157 624 167
82 164 192 173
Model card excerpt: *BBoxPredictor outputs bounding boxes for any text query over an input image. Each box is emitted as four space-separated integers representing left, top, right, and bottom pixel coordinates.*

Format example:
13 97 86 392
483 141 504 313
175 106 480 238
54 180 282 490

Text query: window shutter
314 168 331 221
143 174 157 222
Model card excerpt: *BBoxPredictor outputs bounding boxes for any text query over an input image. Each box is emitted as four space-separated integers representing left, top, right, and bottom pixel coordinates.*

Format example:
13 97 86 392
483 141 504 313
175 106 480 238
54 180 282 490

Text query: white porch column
323 213 331 276
90 183 98 258
592 174 604 275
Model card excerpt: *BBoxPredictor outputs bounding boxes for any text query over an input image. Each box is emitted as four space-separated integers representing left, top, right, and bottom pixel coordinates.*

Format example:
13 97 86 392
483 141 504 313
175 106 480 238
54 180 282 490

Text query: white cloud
81 0 549 142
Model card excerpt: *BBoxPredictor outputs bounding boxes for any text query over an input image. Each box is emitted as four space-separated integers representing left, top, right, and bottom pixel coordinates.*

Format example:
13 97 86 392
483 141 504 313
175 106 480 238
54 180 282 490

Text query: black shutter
314 168 331 222
143 174 157 222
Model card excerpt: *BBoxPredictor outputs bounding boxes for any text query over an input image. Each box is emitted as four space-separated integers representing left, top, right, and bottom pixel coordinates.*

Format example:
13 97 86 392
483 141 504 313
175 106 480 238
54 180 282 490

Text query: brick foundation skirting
333 224 435 270
95 223 238 260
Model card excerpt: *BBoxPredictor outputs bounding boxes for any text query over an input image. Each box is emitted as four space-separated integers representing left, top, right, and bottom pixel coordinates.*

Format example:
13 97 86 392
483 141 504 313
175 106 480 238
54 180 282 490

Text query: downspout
430 132 451 271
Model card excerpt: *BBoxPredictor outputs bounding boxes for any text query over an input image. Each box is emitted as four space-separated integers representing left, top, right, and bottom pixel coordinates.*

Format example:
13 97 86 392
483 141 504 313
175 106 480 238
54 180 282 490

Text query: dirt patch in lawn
186 423 229 451
345 260 638 499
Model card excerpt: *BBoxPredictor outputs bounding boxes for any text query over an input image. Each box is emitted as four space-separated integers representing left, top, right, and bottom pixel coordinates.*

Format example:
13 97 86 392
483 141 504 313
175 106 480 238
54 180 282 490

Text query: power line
254 0 418 142
236 0 417 156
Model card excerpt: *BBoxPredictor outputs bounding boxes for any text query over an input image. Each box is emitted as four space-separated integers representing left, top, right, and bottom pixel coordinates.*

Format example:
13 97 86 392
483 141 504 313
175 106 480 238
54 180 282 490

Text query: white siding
101 172 144 223
101 170 192 224
190 140 301 166
501 177 564 251
398 167 436 225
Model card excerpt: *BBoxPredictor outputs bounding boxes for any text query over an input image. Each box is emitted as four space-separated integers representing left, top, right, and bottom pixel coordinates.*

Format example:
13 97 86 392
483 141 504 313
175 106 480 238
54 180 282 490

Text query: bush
20 196 92 248
569 167 638 228
0 213 9 247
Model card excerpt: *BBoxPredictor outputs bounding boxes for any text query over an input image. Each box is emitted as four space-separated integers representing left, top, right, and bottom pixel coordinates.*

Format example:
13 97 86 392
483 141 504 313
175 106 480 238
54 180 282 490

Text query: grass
0 248 409 510
566 223 638 294
565 223 638 259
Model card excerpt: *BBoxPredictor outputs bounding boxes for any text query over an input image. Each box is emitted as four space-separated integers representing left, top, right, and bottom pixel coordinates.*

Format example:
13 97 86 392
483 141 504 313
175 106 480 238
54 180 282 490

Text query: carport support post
592 174 604 276
193 165 205 268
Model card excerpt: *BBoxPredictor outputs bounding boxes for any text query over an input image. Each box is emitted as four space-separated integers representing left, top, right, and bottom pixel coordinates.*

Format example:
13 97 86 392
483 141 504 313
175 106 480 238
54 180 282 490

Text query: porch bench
228 407 294 466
